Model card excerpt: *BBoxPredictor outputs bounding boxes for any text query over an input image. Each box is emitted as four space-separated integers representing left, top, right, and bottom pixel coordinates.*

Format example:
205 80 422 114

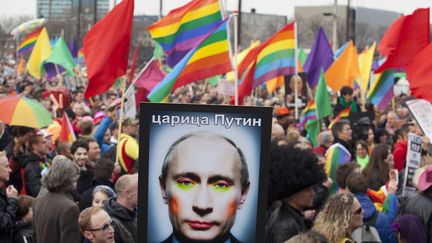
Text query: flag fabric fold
59 113 76 144
368 70 394 110
236 22 296 103
26 28 51 79
147 19 232 102
357 42 376 92
375 8 430 73
325 40 360 92
328 106 350 128
314 69 332 119
406 44 432 101
83 0 134 98
299 100 320 147
147 0 223 67
326 143 352 193
45 36 76 77
303 27 334 88
18 28 42 56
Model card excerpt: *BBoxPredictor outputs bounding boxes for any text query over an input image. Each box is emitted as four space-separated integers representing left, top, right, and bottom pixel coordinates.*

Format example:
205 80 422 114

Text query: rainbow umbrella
0 96 53 128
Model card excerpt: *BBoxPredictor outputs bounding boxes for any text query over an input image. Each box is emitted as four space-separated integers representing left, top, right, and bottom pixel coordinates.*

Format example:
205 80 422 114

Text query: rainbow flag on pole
325 143 352 193
299 100 318 129
147 0 223 67
368 69 394 110
147 19 232 102
236 22 296 101
18 28 42 55
328 106 350 129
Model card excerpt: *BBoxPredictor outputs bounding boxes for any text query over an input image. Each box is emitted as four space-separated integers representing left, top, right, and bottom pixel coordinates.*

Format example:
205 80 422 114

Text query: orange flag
324 40 360 92
266 76 284 93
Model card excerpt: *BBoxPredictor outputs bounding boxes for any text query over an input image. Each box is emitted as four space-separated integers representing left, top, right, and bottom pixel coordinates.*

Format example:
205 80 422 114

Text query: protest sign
138 103 272 243
402 133 422 197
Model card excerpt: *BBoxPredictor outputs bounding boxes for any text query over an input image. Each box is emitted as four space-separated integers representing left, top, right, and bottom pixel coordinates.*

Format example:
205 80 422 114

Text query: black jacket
104 198 136 243
265 202 311 243
161 233 242 243
21 152 43 197
13 222 32 243
76 170 94 195
0 189 18 243
333 137 355 159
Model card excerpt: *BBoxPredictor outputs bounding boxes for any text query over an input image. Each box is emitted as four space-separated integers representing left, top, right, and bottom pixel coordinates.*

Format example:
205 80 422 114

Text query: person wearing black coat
265 144 326 242
0 151 19 243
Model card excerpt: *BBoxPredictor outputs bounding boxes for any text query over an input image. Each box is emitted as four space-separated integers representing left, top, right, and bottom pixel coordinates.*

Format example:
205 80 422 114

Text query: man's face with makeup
160 136 249 241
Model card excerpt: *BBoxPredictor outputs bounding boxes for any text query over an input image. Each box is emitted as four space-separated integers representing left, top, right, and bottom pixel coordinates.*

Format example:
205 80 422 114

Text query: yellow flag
16 57 25 75
26 28 51 79
226 40 260 81
357 42 376 92
324 40 361 92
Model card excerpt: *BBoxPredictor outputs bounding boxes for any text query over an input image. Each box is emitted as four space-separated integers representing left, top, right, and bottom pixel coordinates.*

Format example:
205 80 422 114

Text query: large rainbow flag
368 69 394 110
147 19 232 102
236 22 296 102
147 0 223 67
325 143 352 194
18 28 42 55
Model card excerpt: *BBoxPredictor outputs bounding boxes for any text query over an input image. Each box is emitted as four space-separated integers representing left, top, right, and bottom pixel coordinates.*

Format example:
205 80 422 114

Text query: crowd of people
0 50 432 243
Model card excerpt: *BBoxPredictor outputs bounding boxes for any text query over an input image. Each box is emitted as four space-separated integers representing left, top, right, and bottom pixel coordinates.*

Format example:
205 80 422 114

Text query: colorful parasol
10 18 46 38
0 96 53 128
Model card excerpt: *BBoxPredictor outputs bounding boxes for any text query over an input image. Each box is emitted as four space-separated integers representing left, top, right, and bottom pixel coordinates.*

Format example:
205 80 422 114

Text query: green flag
207 75 221 86
298 48 308 66
314 69 332 119
45 36 76 77
306 119 320 147
153 42 164 59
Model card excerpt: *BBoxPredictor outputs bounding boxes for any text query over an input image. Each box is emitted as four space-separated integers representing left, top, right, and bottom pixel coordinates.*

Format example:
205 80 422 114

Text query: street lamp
323 0 338 52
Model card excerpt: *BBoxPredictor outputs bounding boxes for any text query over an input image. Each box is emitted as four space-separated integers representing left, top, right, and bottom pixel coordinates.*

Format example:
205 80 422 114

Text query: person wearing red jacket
393 125 409 171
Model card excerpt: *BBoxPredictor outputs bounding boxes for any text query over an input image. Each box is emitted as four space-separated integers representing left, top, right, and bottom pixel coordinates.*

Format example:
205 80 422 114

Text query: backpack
351 211 382 243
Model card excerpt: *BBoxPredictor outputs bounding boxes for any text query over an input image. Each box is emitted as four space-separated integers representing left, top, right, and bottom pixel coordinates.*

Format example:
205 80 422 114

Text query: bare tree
0 15 34 34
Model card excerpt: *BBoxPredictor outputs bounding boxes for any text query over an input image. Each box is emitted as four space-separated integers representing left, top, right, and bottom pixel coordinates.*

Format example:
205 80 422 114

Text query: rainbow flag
325 143 352 194
368 69 394 110
328 106 350 129
76 48 84 64
299 100 318 129
147 0 223 67
148 19 232 102
237 22 296 101
59 113 76 144
18 28 42 55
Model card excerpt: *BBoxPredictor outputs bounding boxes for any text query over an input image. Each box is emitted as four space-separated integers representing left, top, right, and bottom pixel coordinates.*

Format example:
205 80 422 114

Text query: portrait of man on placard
139 104 271 243
158 132 249 243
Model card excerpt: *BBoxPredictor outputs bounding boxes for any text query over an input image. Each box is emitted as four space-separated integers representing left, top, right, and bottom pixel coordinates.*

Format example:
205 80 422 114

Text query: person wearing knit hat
266 143 326 243
399 165 432 238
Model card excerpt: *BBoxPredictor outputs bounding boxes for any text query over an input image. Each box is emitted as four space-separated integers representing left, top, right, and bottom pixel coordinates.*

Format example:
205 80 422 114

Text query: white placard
123 85 137 118
402 133 422 197
406 99 432 141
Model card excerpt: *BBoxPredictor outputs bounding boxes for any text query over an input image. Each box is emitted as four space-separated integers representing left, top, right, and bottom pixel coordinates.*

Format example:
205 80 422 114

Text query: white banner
406 99 432 141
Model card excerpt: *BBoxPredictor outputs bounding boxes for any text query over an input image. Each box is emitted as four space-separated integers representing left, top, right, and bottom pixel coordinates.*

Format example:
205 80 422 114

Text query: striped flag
147 0 223 67
59 113 76 144
368 69 394 110
299 100 318 129
328 106 350 129
325 143 352 193
236 21 296 103
18 28 42 55
147 18 232 102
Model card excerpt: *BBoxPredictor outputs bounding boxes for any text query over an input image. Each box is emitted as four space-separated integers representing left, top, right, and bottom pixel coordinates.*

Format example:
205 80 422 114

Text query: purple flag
303 27 334 88
67 36 79 58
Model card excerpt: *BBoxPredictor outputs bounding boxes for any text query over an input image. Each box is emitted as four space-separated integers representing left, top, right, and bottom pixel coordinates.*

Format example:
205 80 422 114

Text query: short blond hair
115 174 138 197
79 206 103 234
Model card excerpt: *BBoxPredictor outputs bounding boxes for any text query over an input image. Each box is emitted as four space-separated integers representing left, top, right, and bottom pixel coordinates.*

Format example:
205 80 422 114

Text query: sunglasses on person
353 207 363 215
87 220 115 233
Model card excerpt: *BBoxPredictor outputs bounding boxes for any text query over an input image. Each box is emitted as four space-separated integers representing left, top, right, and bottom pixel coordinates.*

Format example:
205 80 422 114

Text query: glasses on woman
86 220 115 233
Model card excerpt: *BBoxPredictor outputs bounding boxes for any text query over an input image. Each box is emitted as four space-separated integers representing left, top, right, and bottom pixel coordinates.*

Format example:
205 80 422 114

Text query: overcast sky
2 0 432 18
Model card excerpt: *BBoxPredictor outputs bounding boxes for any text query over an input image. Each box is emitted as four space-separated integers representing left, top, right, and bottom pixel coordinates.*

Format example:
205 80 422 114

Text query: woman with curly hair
362 144 393 190
266 143 327 242
312 192 363 243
